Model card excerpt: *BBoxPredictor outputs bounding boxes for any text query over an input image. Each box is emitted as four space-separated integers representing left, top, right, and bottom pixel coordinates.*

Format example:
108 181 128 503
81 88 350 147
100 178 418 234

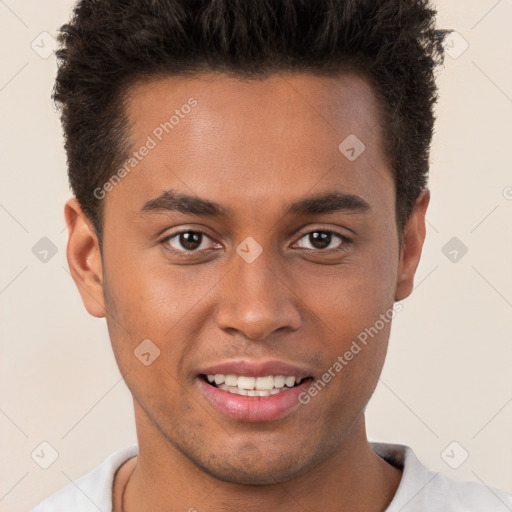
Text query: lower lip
198 378 311 422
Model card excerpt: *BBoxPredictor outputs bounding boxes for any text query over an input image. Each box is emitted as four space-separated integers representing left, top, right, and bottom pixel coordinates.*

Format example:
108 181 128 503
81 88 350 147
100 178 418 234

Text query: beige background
1 1 511 511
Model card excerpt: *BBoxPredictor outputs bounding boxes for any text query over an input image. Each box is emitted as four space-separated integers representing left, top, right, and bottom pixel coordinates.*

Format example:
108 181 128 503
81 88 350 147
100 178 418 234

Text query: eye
294 230 347 251
163 230 218 252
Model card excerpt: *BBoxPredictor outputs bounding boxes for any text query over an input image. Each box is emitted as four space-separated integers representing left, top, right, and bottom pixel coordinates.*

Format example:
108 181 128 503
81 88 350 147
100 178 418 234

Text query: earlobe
64 198 106 318
394 189 430 302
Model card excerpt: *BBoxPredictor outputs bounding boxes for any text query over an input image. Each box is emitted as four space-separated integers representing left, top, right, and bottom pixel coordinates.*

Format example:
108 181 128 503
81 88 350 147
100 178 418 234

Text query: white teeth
285 376 296 387
273 376 286 388
225 374 238 386
237 376 256 390
206 373 306 395
255 376 274 390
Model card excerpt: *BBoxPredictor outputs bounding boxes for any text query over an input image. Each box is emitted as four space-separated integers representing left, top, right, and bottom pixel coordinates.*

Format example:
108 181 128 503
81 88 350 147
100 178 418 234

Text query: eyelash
161 228 352 256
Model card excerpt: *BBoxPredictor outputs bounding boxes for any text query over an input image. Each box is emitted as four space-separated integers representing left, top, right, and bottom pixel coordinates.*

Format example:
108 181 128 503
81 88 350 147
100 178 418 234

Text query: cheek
294 238 398 394
105 249 209 327
295 247 398 333
102 258 219 381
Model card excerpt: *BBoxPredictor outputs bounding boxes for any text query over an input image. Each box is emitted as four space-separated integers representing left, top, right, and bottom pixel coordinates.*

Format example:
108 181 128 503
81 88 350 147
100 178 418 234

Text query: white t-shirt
31 442 512 511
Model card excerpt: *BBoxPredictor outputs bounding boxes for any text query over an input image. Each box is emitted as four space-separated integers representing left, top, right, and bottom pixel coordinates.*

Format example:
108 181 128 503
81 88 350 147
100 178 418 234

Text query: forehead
125 71 382 151
108 72 393 219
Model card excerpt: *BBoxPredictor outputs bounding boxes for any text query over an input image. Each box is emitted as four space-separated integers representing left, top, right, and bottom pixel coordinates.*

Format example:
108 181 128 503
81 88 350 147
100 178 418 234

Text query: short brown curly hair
53 0 451 248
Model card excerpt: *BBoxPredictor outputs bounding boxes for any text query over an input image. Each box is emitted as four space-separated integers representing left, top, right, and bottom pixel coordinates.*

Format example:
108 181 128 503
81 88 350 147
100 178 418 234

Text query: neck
119 403 402 512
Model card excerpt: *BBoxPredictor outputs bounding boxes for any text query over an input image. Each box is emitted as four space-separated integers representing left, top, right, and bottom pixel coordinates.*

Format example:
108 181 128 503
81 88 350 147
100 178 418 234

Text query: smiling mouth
201 374 312 397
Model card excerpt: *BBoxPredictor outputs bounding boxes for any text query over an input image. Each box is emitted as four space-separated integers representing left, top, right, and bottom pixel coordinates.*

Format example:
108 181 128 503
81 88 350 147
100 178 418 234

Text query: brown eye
296 231 345 251
166 231 211 252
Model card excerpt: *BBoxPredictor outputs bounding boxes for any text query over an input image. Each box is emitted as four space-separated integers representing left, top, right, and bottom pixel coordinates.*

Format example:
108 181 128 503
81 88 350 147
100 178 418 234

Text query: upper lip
198 359 313 379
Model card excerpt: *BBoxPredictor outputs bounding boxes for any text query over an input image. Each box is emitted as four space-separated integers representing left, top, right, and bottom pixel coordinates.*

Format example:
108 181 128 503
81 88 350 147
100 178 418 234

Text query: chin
176 435 328 486
194 453 313 486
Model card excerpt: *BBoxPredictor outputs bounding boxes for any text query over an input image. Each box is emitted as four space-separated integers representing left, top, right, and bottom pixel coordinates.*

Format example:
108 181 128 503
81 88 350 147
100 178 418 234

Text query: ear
64 198 106 318
394 189 430 301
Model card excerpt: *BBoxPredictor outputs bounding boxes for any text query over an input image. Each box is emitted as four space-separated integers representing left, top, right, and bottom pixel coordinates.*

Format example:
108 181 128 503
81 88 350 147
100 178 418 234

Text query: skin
65 72 429 512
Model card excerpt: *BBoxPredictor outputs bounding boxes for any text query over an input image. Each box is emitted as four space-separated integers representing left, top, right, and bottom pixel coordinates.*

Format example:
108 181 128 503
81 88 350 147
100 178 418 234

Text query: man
32 0 512 511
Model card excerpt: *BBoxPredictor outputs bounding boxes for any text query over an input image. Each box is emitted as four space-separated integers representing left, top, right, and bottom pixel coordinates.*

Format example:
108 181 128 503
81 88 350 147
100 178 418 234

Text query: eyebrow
138 189 371 218
140 189 229 217
285 191 370 216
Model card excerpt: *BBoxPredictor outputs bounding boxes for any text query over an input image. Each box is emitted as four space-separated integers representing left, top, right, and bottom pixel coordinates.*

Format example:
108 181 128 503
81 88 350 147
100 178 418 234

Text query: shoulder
30 444 138 512
371 442 512 512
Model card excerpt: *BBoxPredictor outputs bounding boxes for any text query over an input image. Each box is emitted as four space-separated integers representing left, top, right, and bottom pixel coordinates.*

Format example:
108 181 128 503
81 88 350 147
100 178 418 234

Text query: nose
215 248 302 341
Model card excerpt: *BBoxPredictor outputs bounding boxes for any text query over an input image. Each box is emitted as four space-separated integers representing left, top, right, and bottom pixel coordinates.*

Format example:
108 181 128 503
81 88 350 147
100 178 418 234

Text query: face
66 72 427 485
